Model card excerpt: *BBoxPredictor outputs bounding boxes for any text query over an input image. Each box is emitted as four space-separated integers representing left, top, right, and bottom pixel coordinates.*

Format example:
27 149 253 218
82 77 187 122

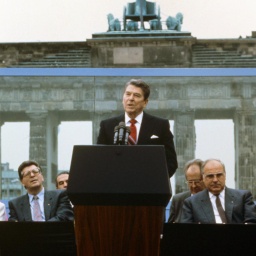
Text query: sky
0 0 255 42
0 0 244 189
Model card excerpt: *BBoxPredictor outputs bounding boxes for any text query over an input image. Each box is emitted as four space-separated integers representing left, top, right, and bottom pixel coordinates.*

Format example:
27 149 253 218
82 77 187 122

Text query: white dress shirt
209 189 225 224
29 188 45 221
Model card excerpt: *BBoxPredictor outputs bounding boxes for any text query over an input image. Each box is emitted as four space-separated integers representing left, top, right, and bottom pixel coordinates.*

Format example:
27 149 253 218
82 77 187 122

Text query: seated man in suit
168 158 205 223
181 158 256 223
56 171 69 189
8 160 74 222
97 78 178 178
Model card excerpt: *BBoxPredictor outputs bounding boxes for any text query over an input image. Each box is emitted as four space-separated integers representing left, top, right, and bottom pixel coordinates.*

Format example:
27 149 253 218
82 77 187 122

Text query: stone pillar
46 113 59 189
173 111 196 193
234 111 256 198
26 111 48 186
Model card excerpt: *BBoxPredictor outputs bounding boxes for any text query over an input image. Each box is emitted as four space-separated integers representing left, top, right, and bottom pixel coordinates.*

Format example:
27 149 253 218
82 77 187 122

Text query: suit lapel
21 195 32 221
199 190 216 223
44 191 53 221
225 188 234 223
137 112 152 144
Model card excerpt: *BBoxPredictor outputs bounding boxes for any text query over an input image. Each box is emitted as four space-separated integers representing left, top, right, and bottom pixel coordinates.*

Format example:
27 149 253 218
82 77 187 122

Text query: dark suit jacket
168 191 191 223
8 189 74 222
97 112 178 177
181 187 256 224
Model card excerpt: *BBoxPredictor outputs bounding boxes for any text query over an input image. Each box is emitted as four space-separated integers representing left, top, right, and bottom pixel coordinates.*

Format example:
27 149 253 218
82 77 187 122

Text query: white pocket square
150 135 159 139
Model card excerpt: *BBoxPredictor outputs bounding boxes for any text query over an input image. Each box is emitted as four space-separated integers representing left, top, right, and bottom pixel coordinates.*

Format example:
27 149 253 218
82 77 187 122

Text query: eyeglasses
185 180 202 185
203 172 225 179
22 169 41 178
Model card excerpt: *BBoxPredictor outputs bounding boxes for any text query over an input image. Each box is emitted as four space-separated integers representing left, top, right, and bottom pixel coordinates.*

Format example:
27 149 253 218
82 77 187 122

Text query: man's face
186 164 205 194
21 165 44 191
203 160 226 195
122 84 148 118
56 174 69 189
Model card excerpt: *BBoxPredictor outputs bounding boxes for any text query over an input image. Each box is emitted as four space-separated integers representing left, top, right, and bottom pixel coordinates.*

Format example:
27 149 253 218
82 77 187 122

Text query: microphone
124 126 130 145
113 126 119 145
118 122 126 145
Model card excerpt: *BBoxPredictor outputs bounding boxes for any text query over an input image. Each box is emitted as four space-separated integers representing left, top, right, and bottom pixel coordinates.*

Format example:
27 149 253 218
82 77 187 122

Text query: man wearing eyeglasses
8 160 74 222
181 158 256 224
168 159 205 223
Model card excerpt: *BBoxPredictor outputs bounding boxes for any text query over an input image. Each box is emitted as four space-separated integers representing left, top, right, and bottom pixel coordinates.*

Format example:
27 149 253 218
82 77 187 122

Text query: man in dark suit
56 171 69 189
8 160 74 222
181 159 256 224
168 159 205 223
97 79 178 177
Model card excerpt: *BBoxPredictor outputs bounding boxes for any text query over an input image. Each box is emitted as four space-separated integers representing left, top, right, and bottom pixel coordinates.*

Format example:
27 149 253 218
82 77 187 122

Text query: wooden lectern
67 145 171 256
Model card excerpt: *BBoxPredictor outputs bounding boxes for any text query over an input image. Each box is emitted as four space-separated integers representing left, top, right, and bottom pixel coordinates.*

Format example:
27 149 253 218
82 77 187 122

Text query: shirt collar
28 187 45 203
208 188 225 199
125 111 143 125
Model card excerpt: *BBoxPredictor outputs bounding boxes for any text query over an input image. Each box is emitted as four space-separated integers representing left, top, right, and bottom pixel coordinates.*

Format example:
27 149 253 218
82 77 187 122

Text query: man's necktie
33 196 43 221
128 119 137 145
216 194 227 223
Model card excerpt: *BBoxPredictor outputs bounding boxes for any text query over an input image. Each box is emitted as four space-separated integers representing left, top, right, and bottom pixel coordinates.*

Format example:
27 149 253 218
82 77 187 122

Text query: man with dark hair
181 158 256 223
56 171 69 189
8 160 74 222
168 159 205 223
97 78 178 178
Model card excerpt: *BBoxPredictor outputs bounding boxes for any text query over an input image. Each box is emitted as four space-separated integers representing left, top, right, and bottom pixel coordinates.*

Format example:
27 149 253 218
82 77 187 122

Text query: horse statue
126 20 139 31
107 13 121 32
149 19 162 30
166 12 183 31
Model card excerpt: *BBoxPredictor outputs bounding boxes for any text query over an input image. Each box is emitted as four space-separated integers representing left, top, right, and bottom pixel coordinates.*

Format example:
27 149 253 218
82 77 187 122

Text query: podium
67 145 171 256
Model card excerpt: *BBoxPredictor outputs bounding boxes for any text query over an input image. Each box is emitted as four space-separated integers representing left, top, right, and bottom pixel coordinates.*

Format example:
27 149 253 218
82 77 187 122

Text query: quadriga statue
166 12 183 31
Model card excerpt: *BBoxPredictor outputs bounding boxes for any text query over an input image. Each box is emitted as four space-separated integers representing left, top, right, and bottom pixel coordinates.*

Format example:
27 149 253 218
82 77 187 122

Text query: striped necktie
33 196 43 221
215 194 227 223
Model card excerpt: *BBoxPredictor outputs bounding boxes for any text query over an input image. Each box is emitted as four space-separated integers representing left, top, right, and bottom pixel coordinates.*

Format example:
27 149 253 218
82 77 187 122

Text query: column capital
26 111 48 119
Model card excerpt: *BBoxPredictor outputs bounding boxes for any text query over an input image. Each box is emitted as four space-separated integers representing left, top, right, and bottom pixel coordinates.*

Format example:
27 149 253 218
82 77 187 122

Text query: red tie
129 119 137 145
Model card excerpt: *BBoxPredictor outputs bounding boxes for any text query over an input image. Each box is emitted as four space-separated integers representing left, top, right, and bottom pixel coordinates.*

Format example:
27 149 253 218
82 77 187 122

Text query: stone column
234 110 256 198
173 111 196 193
26 111 48 186
46 113 60 189
92 114 102 144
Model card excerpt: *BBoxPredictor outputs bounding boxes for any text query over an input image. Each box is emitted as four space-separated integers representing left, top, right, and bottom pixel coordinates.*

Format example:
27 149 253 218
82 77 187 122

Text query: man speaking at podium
97 78 178 178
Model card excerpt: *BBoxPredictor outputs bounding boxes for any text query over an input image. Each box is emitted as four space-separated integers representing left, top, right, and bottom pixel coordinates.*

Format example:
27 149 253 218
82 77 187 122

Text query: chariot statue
123 0 161 31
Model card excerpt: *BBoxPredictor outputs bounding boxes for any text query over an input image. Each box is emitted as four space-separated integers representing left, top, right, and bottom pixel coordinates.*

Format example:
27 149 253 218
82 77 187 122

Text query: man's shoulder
226 187 251 196
185 189 207 203
45 189 66 196
9 194 27 204
172 191 190 200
